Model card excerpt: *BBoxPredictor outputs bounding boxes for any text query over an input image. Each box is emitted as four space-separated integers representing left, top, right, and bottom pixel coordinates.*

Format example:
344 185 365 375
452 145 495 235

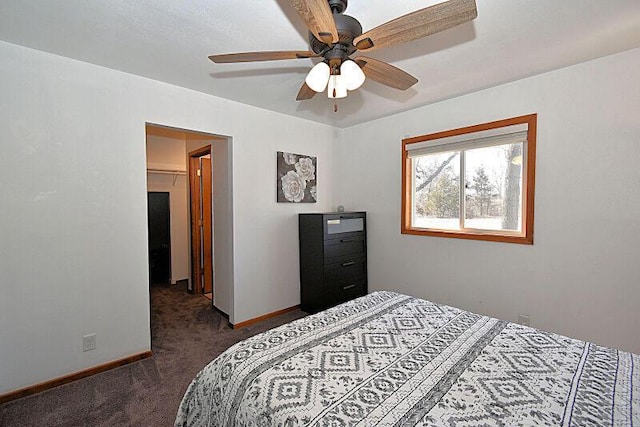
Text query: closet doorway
145 122 234 322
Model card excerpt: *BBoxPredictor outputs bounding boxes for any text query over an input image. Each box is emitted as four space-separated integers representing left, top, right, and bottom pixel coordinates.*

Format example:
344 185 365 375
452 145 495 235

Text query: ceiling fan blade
209 51 319 63
288 0 339 45
354 57 418 90
354 0 477 51
296 82 317 101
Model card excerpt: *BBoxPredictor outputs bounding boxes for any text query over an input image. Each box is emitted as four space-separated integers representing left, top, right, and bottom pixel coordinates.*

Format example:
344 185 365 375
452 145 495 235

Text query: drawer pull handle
343 284 356 290
340 239 354 243
342 261 355 267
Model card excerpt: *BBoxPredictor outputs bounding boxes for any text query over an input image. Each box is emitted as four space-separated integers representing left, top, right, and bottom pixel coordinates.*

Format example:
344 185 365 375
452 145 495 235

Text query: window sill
401 226 533 245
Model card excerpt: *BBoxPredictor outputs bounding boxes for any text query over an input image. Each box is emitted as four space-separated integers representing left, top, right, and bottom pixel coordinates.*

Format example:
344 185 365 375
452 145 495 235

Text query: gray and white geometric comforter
175 291 639 426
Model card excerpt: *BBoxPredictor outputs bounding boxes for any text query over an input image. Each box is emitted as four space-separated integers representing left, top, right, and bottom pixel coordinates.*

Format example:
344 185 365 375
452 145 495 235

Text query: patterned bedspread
175 291 639 426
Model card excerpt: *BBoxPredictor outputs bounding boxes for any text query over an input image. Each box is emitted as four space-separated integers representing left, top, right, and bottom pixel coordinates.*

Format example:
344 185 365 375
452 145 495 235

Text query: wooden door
188 147 213 295
201 157 213 294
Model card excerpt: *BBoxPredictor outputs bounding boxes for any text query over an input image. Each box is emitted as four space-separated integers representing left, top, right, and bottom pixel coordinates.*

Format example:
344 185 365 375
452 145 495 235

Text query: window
402 114 536 244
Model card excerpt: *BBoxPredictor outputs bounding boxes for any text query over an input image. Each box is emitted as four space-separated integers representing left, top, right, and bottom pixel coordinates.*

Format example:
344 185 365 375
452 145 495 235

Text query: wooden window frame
401 114 537 245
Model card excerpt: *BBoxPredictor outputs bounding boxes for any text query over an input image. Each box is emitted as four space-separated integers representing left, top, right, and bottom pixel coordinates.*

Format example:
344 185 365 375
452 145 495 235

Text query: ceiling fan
209 0 477 106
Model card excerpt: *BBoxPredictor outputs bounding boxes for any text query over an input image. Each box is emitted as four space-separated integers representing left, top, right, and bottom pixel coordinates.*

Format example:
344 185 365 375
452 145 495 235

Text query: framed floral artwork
277 151 317 203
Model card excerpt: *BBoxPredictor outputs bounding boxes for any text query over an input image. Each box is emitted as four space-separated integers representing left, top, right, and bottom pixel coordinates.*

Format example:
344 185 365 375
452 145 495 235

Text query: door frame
188 146 213 294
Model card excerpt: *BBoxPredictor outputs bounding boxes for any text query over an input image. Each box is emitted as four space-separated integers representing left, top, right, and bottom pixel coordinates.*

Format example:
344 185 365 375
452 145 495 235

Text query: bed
175 291 639 426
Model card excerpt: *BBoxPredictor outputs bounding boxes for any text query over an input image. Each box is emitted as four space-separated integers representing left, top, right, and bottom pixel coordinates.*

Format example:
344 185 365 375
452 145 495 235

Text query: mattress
175 291 639 426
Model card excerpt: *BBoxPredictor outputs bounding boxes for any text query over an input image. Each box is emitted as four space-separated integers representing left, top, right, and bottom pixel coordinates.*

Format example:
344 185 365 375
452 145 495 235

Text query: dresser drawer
324 257 366 285
323 214 366 241
324 236 365 262
326 280 366 307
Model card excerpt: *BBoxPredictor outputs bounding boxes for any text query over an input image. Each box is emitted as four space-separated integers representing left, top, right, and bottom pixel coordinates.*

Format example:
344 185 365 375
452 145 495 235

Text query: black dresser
298 212 367 313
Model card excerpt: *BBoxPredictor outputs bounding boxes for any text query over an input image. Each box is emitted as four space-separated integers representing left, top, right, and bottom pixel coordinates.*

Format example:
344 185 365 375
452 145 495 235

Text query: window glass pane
464 143 523 231
412 151 460 230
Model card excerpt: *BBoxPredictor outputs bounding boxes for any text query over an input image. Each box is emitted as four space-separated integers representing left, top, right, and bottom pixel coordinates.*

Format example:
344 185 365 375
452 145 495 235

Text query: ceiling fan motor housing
309 13 362 57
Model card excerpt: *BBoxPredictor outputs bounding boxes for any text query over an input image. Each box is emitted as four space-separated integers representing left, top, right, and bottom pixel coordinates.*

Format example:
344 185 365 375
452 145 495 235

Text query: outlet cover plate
517 314 531 327
83 334 96 352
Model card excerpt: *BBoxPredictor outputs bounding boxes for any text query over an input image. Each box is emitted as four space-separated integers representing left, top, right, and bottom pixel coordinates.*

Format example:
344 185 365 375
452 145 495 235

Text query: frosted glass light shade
340 59 366 90
327 75 347 99
305 62 330 92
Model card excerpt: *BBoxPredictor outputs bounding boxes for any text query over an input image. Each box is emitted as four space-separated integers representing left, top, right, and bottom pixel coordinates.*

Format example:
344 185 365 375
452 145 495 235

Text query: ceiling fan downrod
328 0 347 14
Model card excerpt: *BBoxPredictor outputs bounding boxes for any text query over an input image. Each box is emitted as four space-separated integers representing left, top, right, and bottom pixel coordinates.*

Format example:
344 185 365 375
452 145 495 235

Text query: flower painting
277 151 317 203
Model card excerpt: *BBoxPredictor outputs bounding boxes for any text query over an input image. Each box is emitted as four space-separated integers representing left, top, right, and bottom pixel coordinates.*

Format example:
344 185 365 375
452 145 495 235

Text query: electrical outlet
83 333 96 352
517 314 531 327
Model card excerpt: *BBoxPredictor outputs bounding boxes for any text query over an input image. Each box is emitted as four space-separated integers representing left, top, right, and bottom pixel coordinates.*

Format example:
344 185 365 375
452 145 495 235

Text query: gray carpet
0 282 306 426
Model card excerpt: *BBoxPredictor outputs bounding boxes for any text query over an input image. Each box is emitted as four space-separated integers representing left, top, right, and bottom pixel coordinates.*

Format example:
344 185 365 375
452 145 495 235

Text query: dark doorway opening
147 191 171 285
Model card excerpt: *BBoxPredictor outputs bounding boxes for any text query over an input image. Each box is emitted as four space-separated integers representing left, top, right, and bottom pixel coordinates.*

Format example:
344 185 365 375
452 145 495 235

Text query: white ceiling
1 0 640 128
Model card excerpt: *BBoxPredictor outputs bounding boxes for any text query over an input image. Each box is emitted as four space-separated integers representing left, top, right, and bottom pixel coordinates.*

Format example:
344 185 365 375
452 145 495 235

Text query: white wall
146 134 189 283
230 127 339 324
0 40 336 395
210 138 233 316
337 47 640 354
146 132 187 172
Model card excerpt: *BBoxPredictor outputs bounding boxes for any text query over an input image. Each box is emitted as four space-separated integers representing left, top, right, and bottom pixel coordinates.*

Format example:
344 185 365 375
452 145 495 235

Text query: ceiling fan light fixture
327 75 347 99
340 59 366 90
305 62 330 92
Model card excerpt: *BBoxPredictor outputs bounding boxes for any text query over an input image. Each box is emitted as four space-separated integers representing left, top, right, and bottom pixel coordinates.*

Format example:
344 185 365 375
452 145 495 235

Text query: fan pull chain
334 102 338 113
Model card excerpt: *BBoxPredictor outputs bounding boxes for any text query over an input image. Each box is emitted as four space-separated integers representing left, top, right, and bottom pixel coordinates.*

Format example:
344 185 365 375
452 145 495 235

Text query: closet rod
146 169 187 176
